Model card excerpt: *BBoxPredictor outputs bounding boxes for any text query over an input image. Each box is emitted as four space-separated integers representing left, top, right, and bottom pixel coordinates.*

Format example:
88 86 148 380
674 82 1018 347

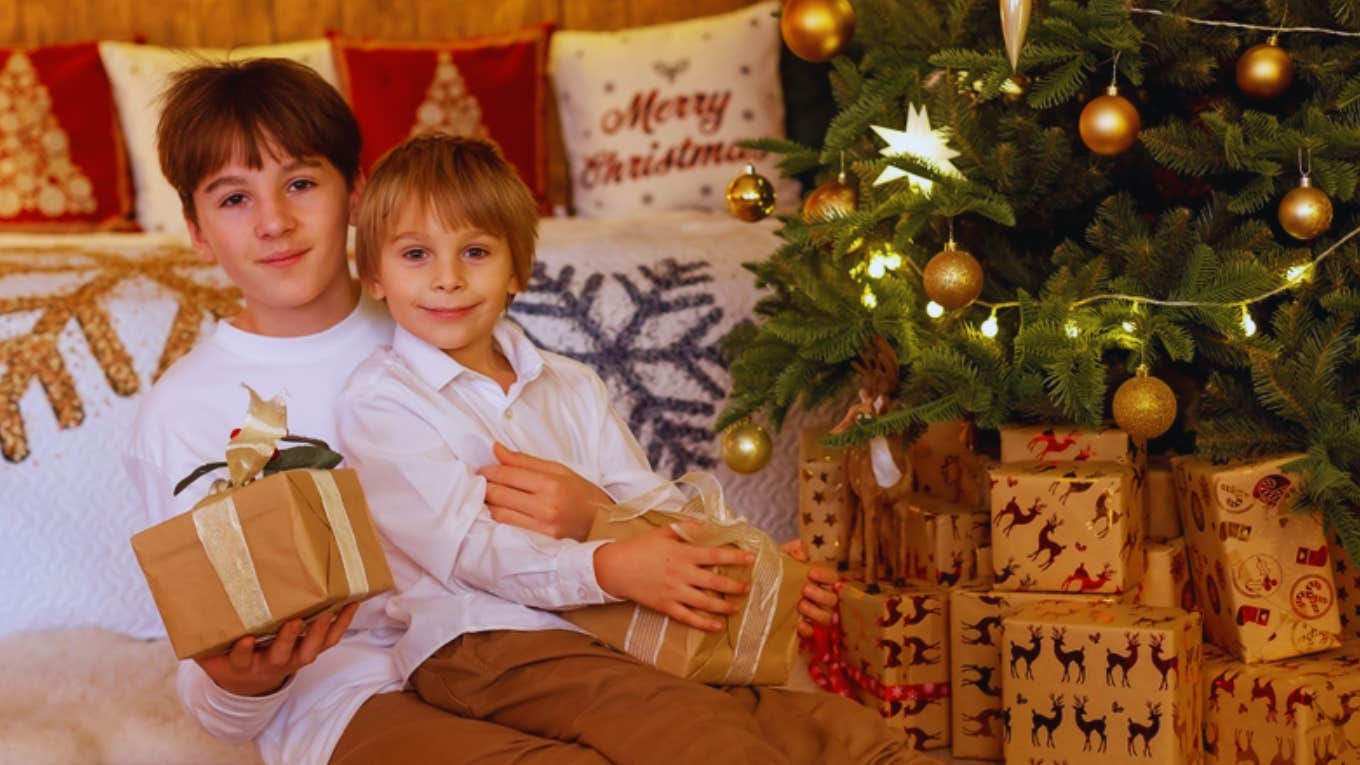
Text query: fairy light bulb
980 311 999 338
1121 321 1136 333
926 301 945 318
1240 306 1257 337
1064 321 1080 338
1286 263 1311 285
861 285 878 309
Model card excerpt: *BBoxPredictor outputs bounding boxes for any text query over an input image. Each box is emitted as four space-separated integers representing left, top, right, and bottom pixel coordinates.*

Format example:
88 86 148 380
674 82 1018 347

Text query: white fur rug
0 627 262 765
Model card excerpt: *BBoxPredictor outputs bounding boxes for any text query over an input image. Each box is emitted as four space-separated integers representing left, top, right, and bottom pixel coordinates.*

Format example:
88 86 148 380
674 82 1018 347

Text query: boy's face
368 201 520 370
185 142 360 335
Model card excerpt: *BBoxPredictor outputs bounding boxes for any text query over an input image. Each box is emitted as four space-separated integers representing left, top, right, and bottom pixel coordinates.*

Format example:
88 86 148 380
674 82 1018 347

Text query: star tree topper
871 104 962 193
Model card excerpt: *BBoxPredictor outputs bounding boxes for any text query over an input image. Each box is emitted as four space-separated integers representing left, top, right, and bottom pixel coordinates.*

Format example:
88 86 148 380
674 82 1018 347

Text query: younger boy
336 133 907 764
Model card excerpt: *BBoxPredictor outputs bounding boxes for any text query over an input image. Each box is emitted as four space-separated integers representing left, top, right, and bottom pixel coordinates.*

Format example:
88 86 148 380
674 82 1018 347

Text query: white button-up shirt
336 319 672 680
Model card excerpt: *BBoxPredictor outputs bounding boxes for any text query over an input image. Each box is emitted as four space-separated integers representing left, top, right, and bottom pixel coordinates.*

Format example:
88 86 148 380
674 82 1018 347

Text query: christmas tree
720 1 1360 550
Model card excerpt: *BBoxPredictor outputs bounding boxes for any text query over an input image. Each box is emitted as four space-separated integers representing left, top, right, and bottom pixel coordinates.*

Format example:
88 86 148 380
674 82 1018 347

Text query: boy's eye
464 246 489 260
400 248 430 262
288 179 316 192
220 193 246 208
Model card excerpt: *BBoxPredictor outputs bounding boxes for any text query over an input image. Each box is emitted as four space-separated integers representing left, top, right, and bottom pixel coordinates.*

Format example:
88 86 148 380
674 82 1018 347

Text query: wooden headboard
1 0 762 209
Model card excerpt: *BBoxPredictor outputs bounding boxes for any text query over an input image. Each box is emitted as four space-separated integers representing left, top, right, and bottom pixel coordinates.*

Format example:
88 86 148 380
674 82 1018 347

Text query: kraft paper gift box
1135 537 1196 611
797 428 853 566
1001 600 1204 765
999 425 1135 465
562 473 808 685
878 494 990 587
837 581 950 750
949 587 1114 760
1147 457 1183 540
1325 526 1360 641
988 461 1145 594
1202 641 1360 764
908 420 988 509
1173 454 1342 663
131 390 393 661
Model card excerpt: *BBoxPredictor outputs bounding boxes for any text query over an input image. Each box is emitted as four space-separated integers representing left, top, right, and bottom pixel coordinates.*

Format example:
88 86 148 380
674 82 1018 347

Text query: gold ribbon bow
609 472 785 685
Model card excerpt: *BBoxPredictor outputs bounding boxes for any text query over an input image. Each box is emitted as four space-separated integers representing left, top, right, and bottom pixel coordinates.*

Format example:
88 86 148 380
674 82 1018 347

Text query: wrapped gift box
131 468 394 660
797 428 853 565
1326 526 1360 641
1202 641 1360 764
908 420 988 509
564 500 809 685
1174 455 1341 663
988 461 1144 594
838 580 950 749
949 587 1113 760
999 425 1135 465
879 494 990 587
1147 458 1182 540
1135 538 1196 611
1001 600 1203 764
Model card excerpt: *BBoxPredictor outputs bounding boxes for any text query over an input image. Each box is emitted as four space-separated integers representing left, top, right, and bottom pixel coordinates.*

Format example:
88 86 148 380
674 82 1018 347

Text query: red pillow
0 41 132 230
333 26 552 211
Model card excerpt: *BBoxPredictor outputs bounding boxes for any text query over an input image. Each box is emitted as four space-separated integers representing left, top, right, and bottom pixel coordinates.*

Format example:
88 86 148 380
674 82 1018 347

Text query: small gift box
988 461 1144 594
999 425 1135 465
1174 455 1341 663
562 473 808 685
838 580 950 750
1202 641 1360 764
949 587 1113 760
131 389 393 660
1134 537 1196 611
1146 458 1182 541
797 428 853 565
879 494 990 587
908 420 988 509
1326 526 1360 641
1001 600 1204 764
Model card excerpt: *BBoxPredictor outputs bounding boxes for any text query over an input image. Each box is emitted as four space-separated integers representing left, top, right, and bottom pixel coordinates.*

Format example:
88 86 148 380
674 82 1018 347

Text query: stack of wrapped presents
798 420 1357 762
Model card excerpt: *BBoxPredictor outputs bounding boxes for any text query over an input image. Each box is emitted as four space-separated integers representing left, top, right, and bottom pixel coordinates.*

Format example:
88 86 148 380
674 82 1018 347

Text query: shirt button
503 408 512 421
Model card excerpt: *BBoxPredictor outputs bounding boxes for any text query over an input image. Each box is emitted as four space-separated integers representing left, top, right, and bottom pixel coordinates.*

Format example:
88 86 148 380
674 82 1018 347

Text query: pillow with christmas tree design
0 41 134 231
332 25 552 212
549 2 797 218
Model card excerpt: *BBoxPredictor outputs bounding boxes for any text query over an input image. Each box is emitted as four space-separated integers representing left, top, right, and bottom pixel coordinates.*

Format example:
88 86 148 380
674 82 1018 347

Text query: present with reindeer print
988 461 1145 594
1172 455 1341 663
949 587 1116 760
837 580 950 750
1201 640 1360 765
1000 425 1136 465
877 493 991 587
1001 600 1204 764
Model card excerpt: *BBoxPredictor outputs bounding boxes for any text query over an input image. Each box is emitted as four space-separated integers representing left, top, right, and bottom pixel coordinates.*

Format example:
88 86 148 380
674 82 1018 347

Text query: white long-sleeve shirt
335 320 675 680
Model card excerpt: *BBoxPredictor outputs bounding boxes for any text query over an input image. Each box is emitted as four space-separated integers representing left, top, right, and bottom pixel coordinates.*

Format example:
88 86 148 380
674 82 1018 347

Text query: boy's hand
479 442 611 542
594 522 754 632
780 539 839 638
194 602 358 697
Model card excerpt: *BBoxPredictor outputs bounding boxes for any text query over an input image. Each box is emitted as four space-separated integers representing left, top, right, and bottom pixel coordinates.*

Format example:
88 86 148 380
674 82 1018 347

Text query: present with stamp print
1173 455 1341 663
562 472 809 685
130 388 394 660
988 461 1145 594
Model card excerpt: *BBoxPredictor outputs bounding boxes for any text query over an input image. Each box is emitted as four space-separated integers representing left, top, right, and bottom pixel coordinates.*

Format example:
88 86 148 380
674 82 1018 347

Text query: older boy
335 133 907 764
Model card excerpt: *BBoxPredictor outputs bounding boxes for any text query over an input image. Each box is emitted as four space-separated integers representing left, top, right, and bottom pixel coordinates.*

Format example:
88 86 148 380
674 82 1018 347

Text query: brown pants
335 629 910 765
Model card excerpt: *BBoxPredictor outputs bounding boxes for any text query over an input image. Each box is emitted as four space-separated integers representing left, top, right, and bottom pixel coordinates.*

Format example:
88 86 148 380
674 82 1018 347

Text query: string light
1128 7 1360 38
1286 263 1312 284
980 310 999 337
1241 306 1257 337
1121 320 1136 333
1064 321 1080 338
861 285 878 309
926 301 945 318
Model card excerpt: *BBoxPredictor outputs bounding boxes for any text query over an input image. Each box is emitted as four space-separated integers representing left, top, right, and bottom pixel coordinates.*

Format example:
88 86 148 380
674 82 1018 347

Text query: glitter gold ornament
1278 176 1333 241
1113 366 1177 441
1236 37 1293 100
780 0 856 63
802 171 857 222
923 240 983 310
722 420 773 474
725 164 776 222
1079 85 1140 156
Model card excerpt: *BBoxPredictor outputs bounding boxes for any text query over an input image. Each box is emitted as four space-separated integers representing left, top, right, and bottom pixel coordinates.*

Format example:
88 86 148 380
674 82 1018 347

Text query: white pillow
98 40 340 238
550 2 799 218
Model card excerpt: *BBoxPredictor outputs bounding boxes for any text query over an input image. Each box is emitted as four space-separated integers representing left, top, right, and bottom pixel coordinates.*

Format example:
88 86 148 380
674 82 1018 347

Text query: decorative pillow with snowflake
333 26 552 211
549 2 798 218
0 42 133 231
99 40 341 238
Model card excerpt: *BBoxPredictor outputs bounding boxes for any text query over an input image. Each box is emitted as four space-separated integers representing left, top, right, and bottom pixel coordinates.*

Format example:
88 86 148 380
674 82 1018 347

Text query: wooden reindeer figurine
832 337 911 584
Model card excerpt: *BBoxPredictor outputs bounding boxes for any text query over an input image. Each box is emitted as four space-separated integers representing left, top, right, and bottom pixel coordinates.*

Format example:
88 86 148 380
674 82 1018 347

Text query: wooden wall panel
273 0 343 40
560 0 752 30
412 0 558 40
198 0 276 46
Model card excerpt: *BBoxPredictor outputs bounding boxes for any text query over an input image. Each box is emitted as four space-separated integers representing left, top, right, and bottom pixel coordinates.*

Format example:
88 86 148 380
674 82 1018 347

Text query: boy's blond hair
355 134 537 291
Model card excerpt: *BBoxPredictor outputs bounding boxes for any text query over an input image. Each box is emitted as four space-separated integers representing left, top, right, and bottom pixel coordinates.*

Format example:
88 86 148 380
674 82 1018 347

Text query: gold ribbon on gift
191 386 368 634
608 472 785 685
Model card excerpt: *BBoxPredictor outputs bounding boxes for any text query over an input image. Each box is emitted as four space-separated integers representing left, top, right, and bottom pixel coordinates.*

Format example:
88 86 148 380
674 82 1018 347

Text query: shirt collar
391 318 545 393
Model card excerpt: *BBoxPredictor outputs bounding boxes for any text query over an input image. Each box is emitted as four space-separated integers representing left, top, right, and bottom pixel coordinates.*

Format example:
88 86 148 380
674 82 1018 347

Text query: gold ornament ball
780 0 856 62
1278 180 1333 241
725 164 776 222
1113 368 1178 441
802 172 858 222
721 420 773 474
1236 40 1293 100
1079 86 1141 156
923 243 984 310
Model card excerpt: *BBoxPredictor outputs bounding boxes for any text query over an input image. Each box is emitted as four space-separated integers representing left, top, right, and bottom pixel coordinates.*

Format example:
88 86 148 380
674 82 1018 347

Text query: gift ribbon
193 494 273 632
610 472 784 685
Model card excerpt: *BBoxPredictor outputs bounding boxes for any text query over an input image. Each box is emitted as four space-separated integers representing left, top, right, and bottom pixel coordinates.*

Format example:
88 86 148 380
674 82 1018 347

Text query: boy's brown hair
355 134 537 291
157 58 362 223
